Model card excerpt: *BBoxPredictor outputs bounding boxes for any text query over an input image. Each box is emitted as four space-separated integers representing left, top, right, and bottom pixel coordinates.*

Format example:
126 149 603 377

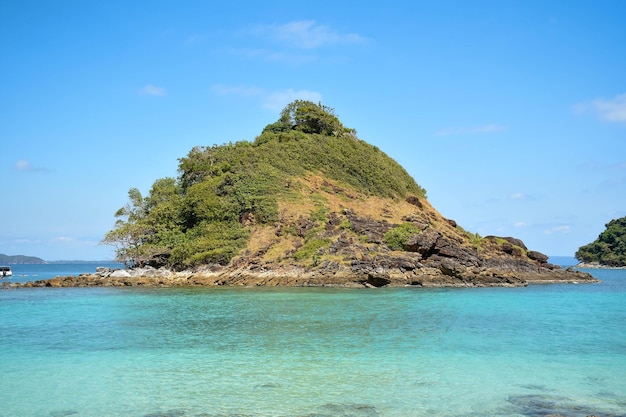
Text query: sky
1 0 625 261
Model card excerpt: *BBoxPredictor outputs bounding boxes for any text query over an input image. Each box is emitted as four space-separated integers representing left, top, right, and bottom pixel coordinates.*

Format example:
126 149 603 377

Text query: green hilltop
104 100 426 269
576 216 626 266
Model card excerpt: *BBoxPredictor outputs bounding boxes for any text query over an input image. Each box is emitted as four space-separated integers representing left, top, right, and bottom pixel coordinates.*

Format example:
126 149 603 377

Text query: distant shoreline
575 262 626 269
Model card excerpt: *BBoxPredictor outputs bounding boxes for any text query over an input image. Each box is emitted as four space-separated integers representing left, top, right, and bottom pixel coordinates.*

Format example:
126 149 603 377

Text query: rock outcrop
5 208 597 289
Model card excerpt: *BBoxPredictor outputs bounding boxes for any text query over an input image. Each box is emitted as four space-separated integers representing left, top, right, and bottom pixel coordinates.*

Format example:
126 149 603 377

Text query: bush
384 223 420 251
293 238 331 262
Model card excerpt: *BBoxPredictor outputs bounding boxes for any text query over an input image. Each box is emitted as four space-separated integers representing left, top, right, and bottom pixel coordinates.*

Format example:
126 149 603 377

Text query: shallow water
2 262 123 284
0 268 624 416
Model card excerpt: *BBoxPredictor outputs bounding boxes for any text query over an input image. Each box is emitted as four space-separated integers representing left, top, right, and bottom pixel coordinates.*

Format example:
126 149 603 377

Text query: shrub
293 238 331 262
384 223 421 251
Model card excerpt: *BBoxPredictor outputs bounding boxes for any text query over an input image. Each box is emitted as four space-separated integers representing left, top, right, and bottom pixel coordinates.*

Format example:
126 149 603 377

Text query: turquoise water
0 268 624 416
2 262 124 284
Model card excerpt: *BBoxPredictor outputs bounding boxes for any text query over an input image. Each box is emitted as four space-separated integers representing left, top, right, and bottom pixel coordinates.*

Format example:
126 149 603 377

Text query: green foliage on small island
103 101 426 269
575 216 626 266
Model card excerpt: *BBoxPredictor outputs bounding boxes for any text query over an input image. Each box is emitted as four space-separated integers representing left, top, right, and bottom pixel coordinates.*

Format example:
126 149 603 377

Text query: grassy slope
171 129 433 267
236 172 469 268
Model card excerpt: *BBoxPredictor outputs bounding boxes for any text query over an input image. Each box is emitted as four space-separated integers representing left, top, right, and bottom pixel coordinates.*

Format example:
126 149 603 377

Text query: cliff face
206 175 595 287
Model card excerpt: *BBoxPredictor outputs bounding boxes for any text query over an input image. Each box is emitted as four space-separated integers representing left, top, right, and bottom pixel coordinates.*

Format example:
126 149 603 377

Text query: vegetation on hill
575 216 626 266
103 101 427 269
0 254 46 264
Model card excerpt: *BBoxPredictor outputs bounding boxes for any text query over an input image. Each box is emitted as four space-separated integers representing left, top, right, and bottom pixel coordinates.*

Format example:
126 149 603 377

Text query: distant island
576 216 626 267
0 254 47 264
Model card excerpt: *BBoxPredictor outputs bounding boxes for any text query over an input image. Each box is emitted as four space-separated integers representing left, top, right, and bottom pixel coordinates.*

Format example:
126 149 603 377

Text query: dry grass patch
247 226 278 254
263 235 302 263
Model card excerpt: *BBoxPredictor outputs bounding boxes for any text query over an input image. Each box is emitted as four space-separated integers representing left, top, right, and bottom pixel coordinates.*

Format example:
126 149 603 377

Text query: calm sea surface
0 263 624 417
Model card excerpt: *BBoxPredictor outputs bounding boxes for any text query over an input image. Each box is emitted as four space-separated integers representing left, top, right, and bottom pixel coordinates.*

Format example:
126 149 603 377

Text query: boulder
345 211 393 244
485 236 528 250
404 228 440 255
110 270 132 278
527 250 549 263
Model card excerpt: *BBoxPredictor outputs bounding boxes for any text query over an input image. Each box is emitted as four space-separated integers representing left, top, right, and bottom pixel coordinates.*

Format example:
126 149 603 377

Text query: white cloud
138 84 166 97
510 193 525 200
13 159 33 171
250 20 365 49
262 89 322 111
12 159 47 172
592 94 626 122
576 93 626 123
435 124 506 136
514 222 527 227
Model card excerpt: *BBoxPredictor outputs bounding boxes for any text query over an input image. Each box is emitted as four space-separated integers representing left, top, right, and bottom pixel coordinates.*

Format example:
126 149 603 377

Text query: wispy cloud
509 192 542 202
12 159 48 172
185 33 208 45
210 84 322 111
12 238 42 244
138 84 167 97
249 20 365 49
575 93 626 124
435 124 506 136
227 47 317 65
211 84 263 97
544 225 571 235
51 236 101 248
262 89 322 111
13 159 33 171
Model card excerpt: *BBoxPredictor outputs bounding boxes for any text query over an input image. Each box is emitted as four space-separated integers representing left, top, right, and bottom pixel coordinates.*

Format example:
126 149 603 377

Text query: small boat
0 266 12 278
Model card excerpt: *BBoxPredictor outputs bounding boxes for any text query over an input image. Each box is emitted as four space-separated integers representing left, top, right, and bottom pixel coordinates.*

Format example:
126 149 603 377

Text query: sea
0 259 624 417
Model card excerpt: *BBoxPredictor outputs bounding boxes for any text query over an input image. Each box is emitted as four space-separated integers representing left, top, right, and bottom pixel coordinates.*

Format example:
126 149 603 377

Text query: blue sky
1 1 625 261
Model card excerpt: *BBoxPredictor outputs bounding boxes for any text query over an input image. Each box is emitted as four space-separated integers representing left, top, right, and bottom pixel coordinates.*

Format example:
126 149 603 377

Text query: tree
277 100 356 137
102 221 156 268
102 188 152 268
102 186 179 268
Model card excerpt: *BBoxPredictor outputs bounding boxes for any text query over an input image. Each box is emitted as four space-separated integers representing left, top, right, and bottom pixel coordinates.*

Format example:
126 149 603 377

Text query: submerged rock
507 394 623 417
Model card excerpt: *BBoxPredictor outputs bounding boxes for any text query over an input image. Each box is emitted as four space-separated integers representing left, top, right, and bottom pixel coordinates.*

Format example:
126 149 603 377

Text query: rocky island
7 101 596 288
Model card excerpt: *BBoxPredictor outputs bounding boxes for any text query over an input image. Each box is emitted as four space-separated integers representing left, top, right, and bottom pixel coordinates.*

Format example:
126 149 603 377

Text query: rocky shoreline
2 261 598 289
574 262 626 269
